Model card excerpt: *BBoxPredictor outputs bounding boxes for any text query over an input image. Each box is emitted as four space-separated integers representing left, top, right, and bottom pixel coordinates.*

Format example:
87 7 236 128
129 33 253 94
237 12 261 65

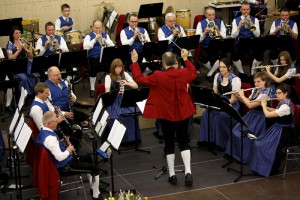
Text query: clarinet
48 97 79 160
65 78 73 113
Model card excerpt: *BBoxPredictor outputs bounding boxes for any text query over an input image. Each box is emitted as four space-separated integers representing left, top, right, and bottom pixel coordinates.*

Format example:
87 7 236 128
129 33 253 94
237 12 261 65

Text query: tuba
49 35 62 54
19 36 40 56
244 14 256 32
207 21 221 39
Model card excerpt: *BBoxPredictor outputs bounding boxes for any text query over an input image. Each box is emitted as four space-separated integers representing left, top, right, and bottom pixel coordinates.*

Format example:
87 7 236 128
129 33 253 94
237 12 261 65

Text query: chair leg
283 149 289 179
80 175 87 200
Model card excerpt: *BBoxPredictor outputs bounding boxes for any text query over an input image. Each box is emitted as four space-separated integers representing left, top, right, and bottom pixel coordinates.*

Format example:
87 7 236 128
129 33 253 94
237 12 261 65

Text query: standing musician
120 13 151 62
131 49 197 186
36 111 102 200
36 22 69 56
231 2 262 75
195 7 226 81
158 13 186 52
269 8 298 65
83 20 114 98
55 4 73 33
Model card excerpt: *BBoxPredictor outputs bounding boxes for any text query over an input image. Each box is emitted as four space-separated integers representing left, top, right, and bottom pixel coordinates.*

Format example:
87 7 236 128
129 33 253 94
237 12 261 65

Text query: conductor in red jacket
131 49 197 186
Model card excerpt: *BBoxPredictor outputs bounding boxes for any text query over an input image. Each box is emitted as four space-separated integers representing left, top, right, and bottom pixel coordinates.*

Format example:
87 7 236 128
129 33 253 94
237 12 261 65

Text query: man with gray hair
158 13 186 52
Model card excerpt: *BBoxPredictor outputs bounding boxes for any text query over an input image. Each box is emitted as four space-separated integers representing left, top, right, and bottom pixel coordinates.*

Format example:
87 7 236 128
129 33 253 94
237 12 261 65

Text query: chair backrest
38 147 60 200
193 15 205 29
95 83 105 101
115 14 126 46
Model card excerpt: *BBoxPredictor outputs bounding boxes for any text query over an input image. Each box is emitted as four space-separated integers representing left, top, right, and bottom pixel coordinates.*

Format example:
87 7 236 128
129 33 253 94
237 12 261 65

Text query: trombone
207 21 221 39
49 35 62 54
244 14 256 32
19 36 40 56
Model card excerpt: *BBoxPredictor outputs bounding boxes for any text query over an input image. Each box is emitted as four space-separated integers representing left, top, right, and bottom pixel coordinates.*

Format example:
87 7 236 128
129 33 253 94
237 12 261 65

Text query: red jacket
131 60 197 121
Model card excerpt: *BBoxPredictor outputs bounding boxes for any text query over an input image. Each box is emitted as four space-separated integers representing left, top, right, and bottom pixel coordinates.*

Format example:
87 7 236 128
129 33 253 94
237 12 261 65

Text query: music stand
100 45 129 73
0 18 23 36
31 54 60 78
264 35 293 51
237 37 266 52
119 87 150 154
207 38 235 56
2 58 28 77
173 35 201 56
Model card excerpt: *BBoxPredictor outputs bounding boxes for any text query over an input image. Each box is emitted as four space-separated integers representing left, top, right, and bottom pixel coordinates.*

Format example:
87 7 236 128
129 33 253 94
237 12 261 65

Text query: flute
289 73 300 77
249 98 279 103
254 64 287 69
222 86 262 96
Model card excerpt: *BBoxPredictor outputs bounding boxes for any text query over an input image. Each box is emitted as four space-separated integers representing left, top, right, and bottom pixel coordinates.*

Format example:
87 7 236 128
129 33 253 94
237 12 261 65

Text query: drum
176 9 191 29
66 30 82 45
55 30 64 37
185 29 196 36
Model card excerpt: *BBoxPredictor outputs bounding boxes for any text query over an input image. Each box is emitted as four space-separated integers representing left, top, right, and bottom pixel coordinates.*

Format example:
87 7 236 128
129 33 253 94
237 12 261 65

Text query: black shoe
185 173 193 186
168 175 177 185
90 90 95 98
73 76 82 84
153 131 163 140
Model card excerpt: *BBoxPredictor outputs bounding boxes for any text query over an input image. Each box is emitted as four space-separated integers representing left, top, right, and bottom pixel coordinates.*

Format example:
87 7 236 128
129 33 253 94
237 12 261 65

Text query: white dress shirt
0 47 4 59
30 97 54 130
36 35 69 56
120 26 151 46
158 25 187 44
55 16 74 31
231 15 260 38
83 32 115 50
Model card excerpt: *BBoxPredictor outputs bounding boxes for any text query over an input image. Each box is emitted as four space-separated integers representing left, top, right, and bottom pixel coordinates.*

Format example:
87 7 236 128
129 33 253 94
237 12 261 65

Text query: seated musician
83 20 114 98
36 111 102 200
55 3 73 33
250 84 294 176
36 22 69 56
231 2 262 75
5 26 39 113
198 58 241 150
264 51 296 85
104 58 140 143
245 0 269 34
158 13 186 52
225 72 272 163
195 7 226 81
120 13 151 63
269 8 298 65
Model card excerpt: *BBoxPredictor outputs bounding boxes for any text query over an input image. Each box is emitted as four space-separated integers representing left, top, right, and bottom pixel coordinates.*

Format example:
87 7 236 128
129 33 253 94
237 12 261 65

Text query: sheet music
136 99 147 114
98 110 109 136
16 123 32 153
9 110 20 134
92 98 103 125
100 141 110 152
95 122 102 135
108 120 126 150
18 87 28 111
14 115 24 141
106 10 118 29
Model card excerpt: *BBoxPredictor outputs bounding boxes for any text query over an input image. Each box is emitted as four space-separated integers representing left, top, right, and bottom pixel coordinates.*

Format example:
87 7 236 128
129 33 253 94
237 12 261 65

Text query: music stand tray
208 38 235 54
142 41 168 58
173 35 200 54
59 50 87 73
138 3 163 18
238 37 266 52
2 58 28 77
31 54 60 75
264 35 293 50
100 45 129 73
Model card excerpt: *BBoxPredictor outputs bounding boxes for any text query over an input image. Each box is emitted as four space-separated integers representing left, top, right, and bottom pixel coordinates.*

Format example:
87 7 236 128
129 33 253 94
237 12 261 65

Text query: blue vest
200 19 221 48
87 32 107 58
276 98 294 125
30 100 49 114
161 24 182 52
217 72 236 95
45 79 70 111
274 19 295 36
124 26 145 54
37 129 73 168
59 16 73 33
235 16 255 43
41 35 62 56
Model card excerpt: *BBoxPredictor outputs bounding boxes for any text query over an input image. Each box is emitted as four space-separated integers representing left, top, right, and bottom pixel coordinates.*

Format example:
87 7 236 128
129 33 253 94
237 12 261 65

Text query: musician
269 8 298 65
225 72 272 163
120 13 151 59
36 22 69 56
231 2 262 74
131 49 197 186
158 13 186 52
83 20 114 98
250 84 294 176
195 7 226 81
104 58 140 143
245 0 269 34
55 4 73 33
198 58 241 150
0 46 4 58
264 51 296 85
36 111 102 200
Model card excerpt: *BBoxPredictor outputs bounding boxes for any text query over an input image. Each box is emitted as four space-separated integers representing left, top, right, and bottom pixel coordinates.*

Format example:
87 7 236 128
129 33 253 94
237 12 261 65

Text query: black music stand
31 54 60 79
208 38 235 57
119 87 150 154
173 35 201 54
100 45 129 73
191 85 226 155
0 18 23 36
238 37 266 52
264 35 293 51
137 3 163 40
142 40 168 72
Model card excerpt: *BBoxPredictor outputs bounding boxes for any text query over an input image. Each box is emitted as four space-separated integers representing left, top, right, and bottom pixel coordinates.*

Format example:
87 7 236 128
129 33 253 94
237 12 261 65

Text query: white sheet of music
14 115 24 141
136 99 147 114
18 87 28 111
100 141 110 152
106 10 118 29
16 123 32 153
98 110 109 136
9 110 20 134
95 122 102 135
92 98 103 125
108 120 126 150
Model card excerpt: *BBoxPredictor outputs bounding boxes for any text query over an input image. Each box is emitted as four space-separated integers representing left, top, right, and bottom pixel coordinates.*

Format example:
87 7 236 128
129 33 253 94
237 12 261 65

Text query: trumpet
280 19 290 35
254 64 287 69
249 98 280 103
244 14 256 32
222 86 262 96
19 36 40 56
97 34 106 47
49 35 62 54
207 21 221 39
133 26 146 45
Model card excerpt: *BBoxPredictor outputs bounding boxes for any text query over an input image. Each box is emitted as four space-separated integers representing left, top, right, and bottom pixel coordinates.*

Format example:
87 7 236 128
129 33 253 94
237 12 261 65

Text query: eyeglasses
276 92 283 95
